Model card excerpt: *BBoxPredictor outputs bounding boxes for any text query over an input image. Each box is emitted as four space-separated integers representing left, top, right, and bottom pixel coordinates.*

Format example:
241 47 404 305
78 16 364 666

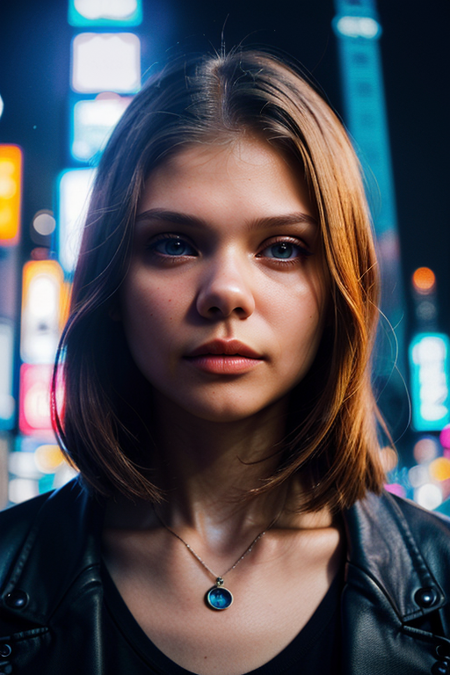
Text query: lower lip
185 355 264 374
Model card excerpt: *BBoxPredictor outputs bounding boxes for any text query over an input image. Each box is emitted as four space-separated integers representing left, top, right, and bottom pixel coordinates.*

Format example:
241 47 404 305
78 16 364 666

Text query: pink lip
185 340 264 374
186 339 262 359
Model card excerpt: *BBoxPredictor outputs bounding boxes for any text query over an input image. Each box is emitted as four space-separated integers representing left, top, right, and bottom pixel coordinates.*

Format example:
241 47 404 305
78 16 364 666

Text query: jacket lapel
0 479 103 625
341 491 450 674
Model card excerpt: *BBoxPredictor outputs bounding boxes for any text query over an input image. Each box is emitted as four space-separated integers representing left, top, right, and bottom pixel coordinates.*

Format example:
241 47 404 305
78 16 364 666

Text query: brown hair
52 49 386 511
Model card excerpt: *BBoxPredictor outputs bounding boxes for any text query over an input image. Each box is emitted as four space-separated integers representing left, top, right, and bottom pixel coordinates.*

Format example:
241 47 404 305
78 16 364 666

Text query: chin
173 395 287 425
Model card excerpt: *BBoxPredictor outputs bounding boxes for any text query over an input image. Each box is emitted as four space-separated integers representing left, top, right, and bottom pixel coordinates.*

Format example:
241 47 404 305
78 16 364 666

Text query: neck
149 391 290 524
106 391 307 536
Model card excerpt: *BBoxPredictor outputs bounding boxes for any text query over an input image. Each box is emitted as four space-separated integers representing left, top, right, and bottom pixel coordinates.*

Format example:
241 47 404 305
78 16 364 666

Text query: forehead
138 137 316 223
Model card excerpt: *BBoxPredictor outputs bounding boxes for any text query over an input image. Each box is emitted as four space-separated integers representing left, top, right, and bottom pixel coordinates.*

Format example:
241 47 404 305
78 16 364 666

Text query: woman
1 49 450 675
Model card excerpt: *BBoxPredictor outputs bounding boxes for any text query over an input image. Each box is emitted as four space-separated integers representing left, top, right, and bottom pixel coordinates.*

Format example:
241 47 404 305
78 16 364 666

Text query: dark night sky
1 0 449 338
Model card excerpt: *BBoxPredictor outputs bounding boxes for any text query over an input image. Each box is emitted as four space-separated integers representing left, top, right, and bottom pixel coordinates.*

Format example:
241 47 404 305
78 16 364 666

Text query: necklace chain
154 509 278 582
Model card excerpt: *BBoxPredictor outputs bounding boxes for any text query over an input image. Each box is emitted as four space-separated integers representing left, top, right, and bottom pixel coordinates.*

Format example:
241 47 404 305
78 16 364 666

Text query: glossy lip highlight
186 339 263 359
184 339 264 375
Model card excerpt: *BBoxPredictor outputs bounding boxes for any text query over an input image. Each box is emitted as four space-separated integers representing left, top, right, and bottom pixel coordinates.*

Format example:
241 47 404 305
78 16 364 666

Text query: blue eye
262 242 304 260
152 237 196 256
268 242 295 259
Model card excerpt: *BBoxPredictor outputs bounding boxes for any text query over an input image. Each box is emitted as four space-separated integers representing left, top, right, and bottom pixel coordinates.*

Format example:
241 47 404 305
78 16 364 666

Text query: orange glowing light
429 457 450 482
412 267 436 294
0 145 22 245
34 444 65 473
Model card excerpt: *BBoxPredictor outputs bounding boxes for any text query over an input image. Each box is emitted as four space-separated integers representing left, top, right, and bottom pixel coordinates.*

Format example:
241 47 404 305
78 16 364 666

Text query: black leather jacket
1 478 450 674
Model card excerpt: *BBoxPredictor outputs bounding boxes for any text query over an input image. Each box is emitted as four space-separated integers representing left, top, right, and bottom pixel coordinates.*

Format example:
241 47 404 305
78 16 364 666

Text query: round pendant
206 585 233 610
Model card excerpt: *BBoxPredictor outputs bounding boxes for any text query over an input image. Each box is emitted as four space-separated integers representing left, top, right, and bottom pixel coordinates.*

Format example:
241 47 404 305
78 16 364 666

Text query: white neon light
21 265 63 365
336 16 381 39
28 276 59 318
408 464 429 489
9 478 40 504
74 0 138 20
59 168 96 273
412 335 449 424
72 33 140 93
9 451 41 479
72 96 131 160
415 483 443 511
0 322 14 422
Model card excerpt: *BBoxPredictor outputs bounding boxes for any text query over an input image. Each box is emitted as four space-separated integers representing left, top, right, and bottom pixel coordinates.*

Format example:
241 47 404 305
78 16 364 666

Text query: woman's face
119 137 328 423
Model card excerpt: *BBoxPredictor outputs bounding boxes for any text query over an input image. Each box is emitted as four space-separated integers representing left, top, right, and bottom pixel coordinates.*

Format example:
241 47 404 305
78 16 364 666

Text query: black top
101 563 343 674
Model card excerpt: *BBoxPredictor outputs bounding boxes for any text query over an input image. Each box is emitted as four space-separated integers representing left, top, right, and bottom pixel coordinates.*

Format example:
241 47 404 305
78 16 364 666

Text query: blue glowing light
409 333 450 431
0 321 15 430
71 95 131 162
68 0 142 26
334 16 381 39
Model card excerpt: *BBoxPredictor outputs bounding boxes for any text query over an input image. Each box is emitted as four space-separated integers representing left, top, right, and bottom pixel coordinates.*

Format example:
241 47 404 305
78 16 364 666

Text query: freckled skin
120 138 327 423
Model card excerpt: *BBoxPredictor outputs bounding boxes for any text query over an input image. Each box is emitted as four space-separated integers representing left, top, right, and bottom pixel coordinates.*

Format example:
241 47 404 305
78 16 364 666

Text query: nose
196 253 256 320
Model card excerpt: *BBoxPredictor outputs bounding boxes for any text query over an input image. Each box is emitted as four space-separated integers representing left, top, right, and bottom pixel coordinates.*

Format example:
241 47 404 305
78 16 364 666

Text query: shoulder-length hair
52 48 386 512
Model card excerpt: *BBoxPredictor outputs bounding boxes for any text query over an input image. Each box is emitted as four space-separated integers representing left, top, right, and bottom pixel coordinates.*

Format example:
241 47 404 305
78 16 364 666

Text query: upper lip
186 339 263 359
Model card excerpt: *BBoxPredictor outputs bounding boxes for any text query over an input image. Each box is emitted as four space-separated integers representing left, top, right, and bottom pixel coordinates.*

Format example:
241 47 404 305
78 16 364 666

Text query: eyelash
146 234 312 264
257 237 312 264
148 234 198 258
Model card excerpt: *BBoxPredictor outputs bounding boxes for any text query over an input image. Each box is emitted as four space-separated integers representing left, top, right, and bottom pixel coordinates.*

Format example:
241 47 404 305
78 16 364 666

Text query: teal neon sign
68 0 143 27
409 333 450 432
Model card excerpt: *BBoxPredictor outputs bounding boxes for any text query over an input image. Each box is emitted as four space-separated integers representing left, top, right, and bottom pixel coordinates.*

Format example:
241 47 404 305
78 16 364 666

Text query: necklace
154 509 277 611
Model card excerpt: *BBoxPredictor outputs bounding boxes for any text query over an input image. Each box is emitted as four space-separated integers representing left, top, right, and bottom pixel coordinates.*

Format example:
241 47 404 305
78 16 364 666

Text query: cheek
120 281 170 347
123 273 180 319
120 274 195 383
270 285 326 368
270 276 325 331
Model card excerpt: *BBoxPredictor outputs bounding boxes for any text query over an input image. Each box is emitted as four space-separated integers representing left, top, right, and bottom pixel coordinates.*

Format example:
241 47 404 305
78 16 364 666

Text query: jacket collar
0 479 447 624
344 490 447 621
0 479 103 625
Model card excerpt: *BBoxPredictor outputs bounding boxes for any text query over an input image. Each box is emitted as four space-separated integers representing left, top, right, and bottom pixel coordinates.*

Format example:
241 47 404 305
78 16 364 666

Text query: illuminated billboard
58 167 96 273
71 95 131 161
72 33 141 93
18 364 63 437
409 333 450 431
68 0 143 26
0 321 15 430
0 145 22 246
20 260 64 365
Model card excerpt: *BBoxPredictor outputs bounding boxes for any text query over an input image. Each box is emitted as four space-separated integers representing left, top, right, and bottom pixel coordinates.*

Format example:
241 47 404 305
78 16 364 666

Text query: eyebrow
135 208 318 229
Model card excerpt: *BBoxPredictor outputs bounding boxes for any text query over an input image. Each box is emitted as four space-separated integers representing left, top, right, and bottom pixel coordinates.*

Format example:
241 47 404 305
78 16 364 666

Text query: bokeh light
72 33 140 93
9 478 40 504
412 267 436 295
33 210 56 236
413 436 439 464
415 483 443 510
429 457 450 482
34 444 65 473
380 446 398 472
440 425 450 449
408 464 429 488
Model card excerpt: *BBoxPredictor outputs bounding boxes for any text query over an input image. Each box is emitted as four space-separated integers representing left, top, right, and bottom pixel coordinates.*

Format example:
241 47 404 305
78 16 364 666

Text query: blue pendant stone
206 586 233 610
